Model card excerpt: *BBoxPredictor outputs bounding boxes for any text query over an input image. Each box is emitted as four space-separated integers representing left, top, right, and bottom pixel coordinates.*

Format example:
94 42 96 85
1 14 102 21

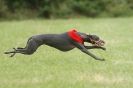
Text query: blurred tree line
0 0 133 19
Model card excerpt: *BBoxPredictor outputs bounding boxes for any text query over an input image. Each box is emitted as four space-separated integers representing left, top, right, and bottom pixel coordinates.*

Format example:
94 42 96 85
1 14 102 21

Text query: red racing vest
68 29 84 44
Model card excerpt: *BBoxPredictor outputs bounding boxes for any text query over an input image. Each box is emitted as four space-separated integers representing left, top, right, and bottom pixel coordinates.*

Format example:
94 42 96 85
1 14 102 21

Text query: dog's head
87 34 105 46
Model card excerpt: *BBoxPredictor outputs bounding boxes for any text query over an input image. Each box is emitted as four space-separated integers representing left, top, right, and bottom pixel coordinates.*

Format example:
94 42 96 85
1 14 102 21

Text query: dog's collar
67 29 84 44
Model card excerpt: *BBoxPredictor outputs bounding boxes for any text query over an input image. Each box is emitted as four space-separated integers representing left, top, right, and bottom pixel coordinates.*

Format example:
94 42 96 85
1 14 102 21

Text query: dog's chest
44 37 75 51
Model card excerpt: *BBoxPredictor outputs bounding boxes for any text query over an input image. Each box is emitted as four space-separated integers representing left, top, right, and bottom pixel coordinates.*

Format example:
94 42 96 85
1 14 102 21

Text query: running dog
5 29 106 61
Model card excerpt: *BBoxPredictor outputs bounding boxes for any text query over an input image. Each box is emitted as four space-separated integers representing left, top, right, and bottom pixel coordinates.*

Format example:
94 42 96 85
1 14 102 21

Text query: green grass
0 18 133 88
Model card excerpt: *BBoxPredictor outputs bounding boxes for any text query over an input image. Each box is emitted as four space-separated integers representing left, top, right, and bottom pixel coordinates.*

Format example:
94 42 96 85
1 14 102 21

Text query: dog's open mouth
92 40 105 46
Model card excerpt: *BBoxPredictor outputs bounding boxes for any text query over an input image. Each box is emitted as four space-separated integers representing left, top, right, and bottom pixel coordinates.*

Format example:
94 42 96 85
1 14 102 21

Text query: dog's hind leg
4 48 22 57
17 47 24 49
16 38 41 55
5 38 41 57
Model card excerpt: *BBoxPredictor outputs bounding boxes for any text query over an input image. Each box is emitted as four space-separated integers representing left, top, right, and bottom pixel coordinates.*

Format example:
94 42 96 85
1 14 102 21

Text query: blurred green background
0 0 133 20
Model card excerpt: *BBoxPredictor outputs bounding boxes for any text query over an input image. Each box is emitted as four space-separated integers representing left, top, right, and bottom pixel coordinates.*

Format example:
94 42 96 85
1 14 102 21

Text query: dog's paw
100 58 105 61
97 58 105 61
4 52 9 54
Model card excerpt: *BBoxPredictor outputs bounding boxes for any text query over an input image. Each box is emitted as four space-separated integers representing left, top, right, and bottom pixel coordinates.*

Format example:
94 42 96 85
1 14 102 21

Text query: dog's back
31 33 75 51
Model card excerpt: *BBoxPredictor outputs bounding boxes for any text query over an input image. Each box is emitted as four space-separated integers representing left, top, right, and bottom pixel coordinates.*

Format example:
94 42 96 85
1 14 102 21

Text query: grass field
0 18 133 88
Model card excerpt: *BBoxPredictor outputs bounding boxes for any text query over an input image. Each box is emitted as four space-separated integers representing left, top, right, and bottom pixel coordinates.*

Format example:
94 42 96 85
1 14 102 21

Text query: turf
0 18 133 88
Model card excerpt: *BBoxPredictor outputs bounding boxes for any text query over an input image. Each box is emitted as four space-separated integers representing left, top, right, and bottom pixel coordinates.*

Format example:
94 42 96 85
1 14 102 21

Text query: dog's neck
77 32 91 43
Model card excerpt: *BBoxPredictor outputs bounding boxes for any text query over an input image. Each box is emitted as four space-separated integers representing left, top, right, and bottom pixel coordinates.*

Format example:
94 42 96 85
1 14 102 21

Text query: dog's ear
87 34 93 39
86 34 92 42
87 34 91 37
89 35 100 41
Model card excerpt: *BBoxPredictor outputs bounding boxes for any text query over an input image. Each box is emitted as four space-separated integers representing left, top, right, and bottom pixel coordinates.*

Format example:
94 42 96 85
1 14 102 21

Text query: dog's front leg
85 46 106 50
81 48 105 61
73 42 105 61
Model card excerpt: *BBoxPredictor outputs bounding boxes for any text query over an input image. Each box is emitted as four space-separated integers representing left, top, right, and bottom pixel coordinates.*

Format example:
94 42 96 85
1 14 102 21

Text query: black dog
5 29 106 61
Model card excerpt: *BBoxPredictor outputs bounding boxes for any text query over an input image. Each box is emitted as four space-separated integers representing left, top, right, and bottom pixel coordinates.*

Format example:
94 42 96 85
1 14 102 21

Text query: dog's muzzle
91 40 105 46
